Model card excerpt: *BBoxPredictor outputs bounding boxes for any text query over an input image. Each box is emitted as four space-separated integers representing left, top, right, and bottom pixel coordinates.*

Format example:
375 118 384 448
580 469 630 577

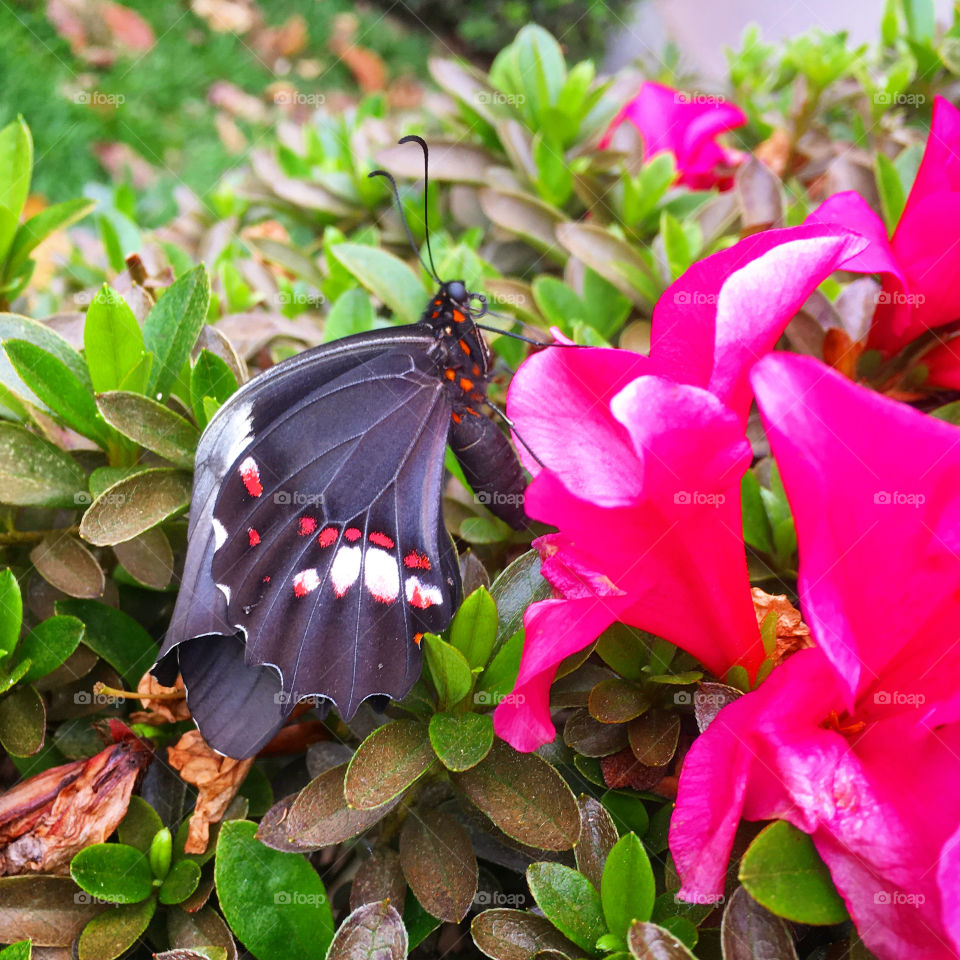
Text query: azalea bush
4 6 960 960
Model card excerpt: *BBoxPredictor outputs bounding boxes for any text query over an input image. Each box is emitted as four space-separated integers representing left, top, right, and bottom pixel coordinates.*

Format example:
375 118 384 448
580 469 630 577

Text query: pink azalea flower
599 81 747 190
494 226 867 752
671 352 960 959
807 96 960 386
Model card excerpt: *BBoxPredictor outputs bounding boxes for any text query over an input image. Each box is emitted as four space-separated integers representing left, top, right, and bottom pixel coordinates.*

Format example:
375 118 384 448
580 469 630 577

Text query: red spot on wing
298 516 317 536
413 632 424 646
344 527 362 542
459 377 474 392
318 526 337 548
248 528 261 547
262 575 271 583
451 411 462 424
239 457 263 497
369 531 395 549
403 550 431 570
458 338 470 354
409 582 436 609
444 369 456 381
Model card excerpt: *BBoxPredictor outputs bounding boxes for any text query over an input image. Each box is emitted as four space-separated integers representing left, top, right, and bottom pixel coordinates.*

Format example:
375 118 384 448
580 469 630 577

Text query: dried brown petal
0 733 152 875
167 731 253 854
751 587 813 664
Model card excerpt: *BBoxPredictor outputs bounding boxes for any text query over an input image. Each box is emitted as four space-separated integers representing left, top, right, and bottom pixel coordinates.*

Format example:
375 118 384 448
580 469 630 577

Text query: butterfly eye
445 280 467 302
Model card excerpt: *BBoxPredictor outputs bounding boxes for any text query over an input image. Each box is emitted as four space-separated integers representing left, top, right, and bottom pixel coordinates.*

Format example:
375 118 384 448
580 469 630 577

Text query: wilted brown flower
167 731 253 854
0 725 152 876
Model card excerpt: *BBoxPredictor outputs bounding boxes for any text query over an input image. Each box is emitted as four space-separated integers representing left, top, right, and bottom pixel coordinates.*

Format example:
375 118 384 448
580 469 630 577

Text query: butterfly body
153 281 526 757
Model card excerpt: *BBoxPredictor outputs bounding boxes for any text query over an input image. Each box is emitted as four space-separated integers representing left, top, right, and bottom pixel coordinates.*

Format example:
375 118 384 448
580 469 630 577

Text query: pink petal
751 353 960 702
905 95 960 200
506 344 650 500
652 226 868 418
493 593 626 752
806 190 901 277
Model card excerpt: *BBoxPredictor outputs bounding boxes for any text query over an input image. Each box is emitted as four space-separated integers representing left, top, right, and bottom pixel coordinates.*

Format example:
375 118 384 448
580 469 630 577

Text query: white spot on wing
405 576 443 610
293 568 321 597
331 546 362 597
364 547 399 603
216 583 231 604
212 519 227 550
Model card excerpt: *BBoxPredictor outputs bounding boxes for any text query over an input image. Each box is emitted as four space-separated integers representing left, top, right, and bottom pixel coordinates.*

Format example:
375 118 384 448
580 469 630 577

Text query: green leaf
0 118 32 242
0 941 31 960
56 599 157 688
601 790 650 837
83 286 147 395
453 739 580 850
0 313 91 411
429 711 494 771
118 796 164 853
215 819 334 960
0 568 22 658
739 820 849 925
330 243 426 325
0 684 45 756
159 858 201 905
526 862 606 954
149 827 172 880
0 659 31 696
3 340 111 446
532 275 584 331
323 287 375 342
423 634 473 709
902 0 934 41
78 468 192 546
77 897 155 960
96 391 199 469
70 843 153 903
326 901 408 960
475 628 523 703
582 268 631 338
344 719 436 810
533 134 573 206
449 587 498 670
875 152 905 235
602 834 656 938
5 198 95 281
143 264 211 398
741 471 774 554
16 615 83 682
191 350 238 428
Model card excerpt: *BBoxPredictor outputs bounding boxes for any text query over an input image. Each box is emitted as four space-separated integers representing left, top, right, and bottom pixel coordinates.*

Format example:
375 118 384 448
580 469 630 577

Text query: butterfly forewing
155 329 461 756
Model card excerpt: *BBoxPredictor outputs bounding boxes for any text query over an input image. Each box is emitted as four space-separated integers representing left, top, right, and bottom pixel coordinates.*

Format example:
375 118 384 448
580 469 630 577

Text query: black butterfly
152 137 528 757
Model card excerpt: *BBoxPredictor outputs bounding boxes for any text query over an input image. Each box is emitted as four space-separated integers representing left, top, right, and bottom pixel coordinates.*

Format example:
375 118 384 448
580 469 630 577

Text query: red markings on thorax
317 526 337 548
403 550 431 570
239 457 263 497
452 309 466 324
369 531 395 549
298 516 317 536
247 528 261 547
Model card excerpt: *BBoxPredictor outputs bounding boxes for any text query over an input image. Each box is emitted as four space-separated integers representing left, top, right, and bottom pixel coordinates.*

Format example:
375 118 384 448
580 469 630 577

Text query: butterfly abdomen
449 412 528 529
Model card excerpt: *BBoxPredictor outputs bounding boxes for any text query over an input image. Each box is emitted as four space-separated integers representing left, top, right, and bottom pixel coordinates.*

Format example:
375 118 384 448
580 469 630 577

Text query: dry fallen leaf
0 724 152 876
129 672 190 725
329 13 387 92
167 731 253 854
752 587 812 663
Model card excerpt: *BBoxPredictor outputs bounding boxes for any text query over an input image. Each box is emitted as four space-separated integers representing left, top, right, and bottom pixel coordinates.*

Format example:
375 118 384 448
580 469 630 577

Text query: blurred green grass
0 0 430 207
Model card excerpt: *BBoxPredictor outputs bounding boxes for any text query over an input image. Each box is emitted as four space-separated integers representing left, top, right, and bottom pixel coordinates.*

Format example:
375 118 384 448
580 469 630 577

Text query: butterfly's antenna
398 135 441 284
482 397 546 469
368 166 439 284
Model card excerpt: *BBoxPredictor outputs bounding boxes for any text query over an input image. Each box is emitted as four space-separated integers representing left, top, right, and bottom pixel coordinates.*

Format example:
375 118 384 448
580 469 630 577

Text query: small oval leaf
344 720 436 811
